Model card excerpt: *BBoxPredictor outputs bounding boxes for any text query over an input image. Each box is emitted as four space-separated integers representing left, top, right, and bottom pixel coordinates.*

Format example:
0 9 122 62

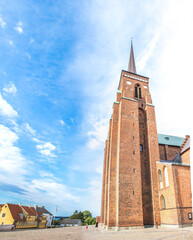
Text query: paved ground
0 225 193 240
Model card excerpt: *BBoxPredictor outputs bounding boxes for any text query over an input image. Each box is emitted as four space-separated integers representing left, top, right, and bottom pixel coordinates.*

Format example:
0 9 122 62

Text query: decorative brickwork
100 44 191 229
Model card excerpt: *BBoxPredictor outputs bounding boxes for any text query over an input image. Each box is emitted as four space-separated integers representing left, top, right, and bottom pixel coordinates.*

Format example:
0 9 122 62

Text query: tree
69 211 83 221
82 210 92 220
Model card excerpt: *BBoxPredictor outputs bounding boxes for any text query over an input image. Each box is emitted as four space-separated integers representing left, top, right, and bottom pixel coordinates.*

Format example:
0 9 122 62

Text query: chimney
28 204 31 207
42 206 45 209
34 204 37 209
19 202 21 206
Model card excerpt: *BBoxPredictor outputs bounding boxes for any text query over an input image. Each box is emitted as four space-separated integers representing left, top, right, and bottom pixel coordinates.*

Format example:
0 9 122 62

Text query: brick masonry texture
100 69 192 229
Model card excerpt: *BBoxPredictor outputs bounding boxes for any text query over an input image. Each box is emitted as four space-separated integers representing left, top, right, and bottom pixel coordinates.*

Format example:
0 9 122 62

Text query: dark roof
61 219 81 224
158 134 184 146
128 40 136 74
35 206 52 215
0 204 4 208
160 153 182 164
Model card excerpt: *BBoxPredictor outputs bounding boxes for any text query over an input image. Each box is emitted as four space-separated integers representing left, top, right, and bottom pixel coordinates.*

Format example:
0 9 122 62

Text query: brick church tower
100 41 160 229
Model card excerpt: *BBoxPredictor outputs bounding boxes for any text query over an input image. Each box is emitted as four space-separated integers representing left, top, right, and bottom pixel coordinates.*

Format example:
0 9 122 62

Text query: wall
0 204 14 225
159 145 181 161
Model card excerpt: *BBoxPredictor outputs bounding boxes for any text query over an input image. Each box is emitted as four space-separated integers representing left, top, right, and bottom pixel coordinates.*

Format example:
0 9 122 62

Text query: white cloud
0 125 27 184
137 30 162 72
0 124 78 211
0 17 6 29
0 93 18 118
87 117 109 150
24 123 36 136
3 83 17 95
9 40 13 46
36 142 56 157
15 21 23 34
60 119 65 126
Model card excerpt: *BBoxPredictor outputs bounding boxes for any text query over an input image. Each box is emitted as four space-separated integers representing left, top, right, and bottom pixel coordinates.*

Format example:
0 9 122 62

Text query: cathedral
100 42 192 230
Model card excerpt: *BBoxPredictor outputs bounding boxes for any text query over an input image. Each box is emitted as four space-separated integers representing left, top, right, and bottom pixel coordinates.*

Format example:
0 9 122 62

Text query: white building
34 205 53 227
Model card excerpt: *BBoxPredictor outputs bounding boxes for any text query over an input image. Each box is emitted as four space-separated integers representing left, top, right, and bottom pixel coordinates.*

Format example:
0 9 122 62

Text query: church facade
100 42 192 230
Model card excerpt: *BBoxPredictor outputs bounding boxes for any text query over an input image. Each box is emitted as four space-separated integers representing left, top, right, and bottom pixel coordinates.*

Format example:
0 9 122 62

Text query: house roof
0 204 4 208
61 219 81 224
35 206 52 215
22 206 36 216
158 134 184 147
7 204 26 221
181 137 190 154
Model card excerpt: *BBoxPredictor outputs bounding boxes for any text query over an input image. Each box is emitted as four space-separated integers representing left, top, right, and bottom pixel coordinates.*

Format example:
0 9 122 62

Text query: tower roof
128 40 136 74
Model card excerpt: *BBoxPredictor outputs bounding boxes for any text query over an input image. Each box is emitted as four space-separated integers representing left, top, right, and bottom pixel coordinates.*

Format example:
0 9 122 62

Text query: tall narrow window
164 167 169 187
139 87 142 99
135 86 138 98
134 84 142 99
158 170 163 189
140 144 143 152
160 195 166 209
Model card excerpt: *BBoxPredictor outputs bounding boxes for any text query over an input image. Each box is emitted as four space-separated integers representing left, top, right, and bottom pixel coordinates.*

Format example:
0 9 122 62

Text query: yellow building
0 203 46 229
0 204 4 214
37 212 47 228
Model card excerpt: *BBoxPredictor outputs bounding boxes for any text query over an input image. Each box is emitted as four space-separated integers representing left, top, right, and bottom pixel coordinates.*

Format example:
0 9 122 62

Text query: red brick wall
175 165 193 225
159 145 181 161
181 149 190 165
139 108 153 225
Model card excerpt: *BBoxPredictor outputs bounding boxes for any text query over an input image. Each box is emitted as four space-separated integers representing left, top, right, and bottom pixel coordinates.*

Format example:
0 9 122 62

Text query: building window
164 167 169 187
188 213 192 219
158 170 163 189
135 84 142 99
133 151 135 155
160 195 166 209
139 87 142 99
140 144 143 152
2 213 5 217
133 169 135 173
135 86 138 98
19 213 24 219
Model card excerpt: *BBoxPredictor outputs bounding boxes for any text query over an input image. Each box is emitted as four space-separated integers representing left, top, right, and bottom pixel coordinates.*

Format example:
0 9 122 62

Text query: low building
0 203 26 229
157 136 192 227
0 203 47 229
0 204 4 213
36 212 47 228
34 205 53 227
60 219 82 227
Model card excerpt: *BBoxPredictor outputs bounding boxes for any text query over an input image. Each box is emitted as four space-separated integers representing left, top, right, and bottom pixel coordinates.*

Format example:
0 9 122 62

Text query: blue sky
0 0 192 216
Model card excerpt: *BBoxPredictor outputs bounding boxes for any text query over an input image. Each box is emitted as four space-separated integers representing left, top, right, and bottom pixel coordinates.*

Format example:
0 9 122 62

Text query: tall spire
128 39 137 74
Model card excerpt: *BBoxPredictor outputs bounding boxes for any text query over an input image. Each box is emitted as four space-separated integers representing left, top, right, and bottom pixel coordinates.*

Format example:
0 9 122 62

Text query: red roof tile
7 204 25 221
22 206 36 216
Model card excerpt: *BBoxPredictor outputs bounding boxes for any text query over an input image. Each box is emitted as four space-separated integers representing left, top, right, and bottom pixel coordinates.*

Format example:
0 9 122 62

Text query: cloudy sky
0 0 192 216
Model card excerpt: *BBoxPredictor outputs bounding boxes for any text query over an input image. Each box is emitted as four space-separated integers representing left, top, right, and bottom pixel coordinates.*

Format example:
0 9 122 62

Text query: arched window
160 195 166 209
164 167 169 187
135 84 142 99
140 144 143 152
158 170 163 189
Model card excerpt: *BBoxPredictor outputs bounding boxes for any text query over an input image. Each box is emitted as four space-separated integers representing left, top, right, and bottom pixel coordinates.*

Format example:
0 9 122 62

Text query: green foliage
69 210 96 225
53 219 62 225
69 211 84 220
82 210 92 220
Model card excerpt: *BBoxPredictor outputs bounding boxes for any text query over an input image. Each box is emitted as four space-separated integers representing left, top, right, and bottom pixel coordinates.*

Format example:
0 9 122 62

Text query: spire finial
128 39 136 74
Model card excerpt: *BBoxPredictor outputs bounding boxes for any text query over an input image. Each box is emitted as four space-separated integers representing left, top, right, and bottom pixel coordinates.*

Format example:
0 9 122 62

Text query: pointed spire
128 39 137 74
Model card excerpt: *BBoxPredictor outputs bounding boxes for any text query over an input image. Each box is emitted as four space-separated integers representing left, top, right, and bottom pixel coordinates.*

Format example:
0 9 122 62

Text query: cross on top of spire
128 39 137 74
